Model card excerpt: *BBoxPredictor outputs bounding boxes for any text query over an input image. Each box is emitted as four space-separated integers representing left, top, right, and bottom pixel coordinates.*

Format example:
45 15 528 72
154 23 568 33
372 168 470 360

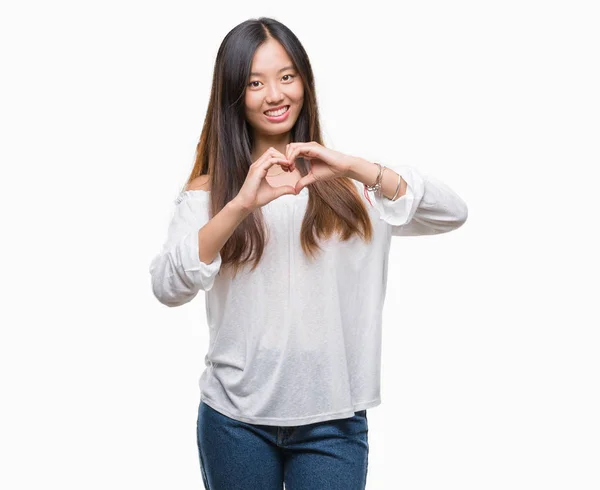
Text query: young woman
149 17 468 490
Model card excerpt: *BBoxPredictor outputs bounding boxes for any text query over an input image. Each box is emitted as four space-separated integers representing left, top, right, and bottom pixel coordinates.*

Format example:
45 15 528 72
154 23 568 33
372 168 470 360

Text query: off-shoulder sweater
149 164 468 426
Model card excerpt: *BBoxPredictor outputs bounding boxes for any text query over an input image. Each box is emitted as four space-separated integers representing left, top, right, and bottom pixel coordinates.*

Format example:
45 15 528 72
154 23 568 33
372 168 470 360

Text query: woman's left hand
285 142 354 194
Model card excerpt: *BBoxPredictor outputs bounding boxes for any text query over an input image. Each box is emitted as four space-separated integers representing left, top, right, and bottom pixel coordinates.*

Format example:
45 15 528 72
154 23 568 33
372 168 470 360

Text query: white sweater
149 164 468 426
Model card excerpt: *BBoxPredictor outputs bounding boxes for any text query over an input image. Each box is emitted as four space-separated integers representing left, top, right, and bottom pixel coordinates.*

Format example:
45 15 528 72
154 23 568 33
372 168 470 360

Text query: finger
254 147 285 167
285 145 295 170
273 145 291 171
253 151 274 168
294 173 317 194
288 146 300 165
289 143 315 166
260 157 292 173
274 185 298 198
276 159 293 173
269 147 288 160
269 148 292 171
287 143 301 163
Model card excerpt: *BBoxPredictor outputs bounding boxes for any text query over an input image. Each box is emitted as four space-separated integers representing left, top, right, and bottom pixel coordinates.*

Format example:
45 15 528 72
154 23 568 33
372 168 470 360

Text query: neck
250 131 292 162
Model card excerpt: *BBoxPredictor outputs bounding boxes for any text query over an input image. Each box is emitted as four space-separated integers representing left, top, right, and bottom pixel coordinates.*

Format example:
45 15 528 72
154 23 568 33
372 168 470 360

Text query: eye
247 74 296 88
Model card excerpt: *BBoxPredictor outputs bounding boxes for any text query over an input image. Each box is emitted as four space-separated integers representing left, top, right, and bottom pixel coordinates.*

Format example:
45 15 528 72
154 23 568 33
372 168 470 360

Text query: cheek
291 85 304 105
244 94 260 114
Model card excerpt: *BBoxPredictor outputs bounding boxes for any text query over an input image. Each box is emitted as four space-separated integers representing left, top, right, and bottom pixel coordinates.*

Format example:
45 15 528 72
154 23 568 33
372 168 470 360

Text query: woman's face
244 39 304 137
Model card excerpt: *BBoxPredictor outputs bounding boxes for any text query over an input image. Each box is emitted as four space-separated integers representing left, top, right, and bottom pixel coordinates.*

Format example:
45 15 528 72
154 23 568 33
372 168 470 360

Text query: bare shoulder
185 174 211 191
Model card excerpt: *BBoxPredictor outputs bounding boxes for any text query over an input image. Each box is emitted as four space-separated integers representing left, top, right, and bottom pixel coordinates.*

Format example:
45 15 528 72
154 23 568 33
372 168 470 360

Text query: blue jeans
196 399 369 489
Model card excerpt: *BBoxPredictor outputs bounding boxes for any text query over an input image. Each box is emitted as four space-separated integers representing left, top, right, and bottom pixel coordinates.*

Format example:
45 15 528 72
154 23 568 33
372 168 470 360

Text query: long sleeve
149 190 222 307
363 164 468 236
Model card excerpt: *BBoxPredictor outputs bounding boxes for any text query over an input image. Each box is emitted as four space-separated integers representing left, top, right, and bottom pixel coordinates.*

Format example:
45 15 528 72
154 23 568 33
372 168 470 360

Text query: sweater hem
200 393 381 427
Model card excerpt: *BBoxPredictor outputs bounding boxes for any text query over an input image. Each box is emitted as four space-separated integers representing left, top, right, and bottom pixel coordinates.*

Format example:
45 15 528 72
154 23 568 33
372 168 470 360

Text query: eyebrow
249 65 296 77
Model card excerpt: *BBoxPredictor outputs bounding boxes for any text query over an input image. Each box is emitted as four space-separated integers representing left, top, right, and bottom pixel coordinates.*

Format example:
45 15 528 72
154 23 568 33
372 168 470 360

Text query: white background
1 1 599 489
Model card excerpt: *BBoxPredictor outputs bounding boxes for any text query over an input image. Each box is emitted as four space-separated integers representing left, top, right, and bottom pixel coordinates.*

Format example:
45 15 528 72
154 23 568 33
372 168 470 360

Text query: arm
347 157 468 236
149 178 252 307
192 177 253 266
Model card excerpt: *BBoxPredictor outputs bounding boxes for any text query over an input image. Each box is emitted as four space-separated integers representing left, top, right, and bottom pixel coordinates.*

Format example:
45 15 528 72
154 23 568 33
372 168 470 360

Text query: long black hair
186 17 373 277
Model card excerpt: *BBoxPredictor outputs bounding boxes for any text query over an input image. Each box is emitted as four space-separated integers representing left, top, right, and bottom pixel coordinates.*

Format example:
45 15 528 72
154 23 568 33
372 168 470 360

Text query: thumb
275 185 298 198
294 177 313 194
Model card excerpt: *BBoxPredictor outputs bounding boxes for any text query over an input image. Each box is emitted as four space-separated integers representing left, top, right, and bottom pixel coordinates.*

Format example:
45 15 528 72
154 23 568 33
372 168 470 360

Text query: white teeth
265 106 289 117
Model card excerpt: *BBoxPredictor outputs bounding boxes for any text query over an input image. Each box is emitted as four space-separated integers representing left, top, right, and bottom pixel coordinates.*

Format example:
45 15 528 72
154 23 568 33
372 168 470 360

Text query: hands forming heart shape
285 142 354 194
236 142 359 212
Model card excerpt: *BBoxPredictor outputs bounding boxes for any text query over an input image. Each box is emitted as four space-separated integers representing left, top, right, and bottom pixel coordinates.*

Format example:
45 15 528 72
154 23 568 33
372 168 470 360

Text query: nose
266 86 284 104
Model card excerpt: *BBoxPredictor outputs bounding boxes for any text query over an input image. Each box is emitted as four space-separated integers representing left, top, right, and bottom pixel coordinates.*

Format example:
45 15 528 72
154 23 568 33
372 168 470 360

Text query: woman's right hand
234 147 298 212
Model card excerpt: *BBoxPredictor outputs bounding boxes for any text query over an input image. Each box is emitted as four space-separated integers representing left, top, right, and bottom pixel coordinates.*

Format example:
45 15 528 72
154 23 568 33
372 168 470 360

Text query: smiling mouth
263 105 290 117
